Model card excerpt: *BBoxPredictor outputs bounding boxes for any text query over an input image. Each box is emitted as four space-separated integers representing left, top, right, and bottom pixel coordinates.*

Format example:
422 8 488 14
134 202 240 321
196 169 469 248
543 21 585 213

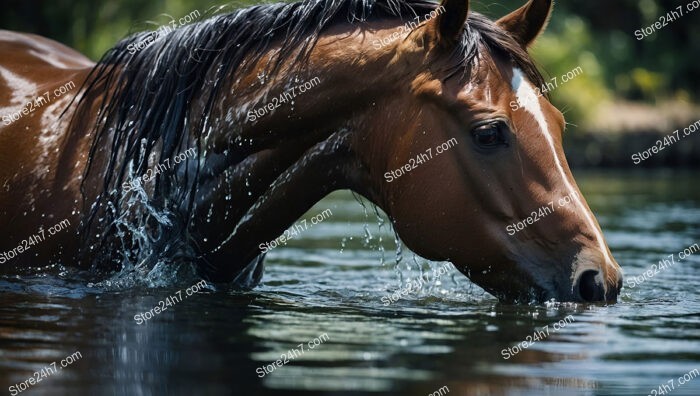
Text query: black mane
74 0 545 269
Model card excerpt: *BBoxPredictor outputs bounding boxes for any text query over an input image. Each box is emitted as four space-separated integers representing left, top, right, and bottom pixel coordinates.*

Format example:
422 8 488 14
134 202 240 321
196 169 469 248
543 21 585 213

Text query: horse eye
472 122 507 149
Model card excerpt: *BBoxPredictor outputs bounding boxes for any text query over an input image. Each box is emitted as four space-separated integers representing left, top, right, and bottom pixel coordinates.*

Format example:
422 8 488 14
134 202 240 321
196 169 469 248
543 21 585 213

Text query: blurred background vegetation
2 0 699 166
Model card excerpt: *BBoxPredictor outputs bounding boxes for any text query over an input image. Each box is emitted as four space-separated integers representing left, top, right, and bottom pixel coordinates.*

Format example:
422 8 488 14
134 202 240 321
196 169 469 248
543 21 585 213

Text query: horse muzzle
573 267 623 303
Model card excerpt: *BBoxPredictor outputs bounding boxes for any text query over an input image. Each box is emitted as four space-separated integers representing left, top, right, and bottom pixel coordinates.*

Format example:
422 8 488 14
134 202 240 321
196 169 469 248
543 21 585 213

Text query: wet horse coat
0 0 622 302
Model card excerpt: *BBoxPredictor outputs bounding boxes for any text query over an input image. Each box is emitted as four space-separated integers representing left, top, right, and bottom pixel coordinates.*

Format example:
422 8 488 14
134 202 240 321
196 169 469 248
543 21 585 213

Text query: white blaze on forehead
510 68 615 270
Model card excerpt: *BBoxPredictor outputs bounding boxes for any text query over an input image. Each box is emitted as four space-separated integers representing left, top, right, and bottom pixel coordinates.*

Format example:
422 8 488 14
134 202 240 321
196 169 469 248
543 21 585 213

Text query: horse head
359 0 623 302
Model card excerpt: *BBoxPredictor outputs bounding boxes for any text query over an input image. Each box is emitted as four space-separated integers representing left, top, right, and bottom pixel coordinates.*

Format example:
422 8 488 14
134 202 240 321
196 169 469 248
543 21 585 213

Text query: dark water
1 170 699 396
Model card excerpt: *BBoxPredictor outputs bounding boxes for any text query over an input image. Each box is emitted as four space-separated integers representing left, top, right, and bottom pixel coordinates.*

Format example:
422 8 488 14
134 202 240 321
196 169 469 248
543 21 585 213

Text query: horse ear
496 0 553 48
430 0 469 47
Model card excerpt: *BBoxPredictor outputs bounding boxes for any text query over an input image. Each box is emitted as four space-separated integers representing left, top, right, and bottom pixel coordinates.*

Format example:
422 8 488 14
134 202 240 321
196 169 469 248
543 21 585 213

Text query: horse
0 0 623 303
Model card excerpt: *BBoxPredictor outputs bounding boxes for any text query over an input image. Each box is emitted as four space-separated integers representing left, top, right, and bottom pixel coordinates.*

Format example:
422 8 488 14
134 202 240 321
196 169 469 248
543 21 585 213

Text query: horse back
0 31 94 270
0 30 93 72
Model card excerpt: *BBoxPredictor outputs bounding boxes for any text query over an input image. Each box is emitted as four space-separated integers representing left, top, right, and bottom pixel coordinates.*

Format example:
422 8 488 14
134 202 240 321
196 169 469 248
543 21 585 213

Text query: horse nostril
577 270 605 302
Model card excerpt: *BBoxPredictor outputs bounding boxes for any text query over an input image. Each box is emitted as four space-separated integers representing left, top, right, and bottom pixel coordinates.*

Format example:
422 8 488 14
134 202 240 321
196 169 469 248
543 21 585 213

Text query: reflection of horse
0 0 622 303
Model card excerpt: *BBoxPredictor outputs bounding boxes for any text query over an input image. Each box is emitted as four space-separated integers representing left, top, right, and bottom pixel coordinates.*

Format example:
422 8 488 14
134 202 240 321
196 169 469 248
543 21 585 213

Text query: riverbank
564 101 700 167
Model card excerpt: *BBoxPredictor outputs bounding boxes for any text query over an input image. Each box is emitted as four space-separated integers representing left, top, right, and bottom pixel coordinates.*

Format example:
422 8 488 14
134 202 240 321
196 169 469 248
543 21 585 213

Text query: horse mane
73 0 545 270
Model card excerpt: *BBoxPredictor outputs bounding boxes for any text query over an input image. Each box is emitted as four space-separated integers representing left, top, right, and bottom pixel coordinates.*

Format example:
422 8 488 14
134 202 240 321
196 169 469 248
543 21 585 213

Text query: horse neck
195 22 406 269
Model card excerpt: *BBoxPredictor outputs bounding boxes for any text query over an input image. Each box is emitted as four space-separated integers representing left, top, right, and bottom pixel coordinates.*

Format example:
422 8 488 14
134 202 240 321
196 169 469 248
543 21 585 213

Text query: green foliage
2 0 697 127
474 0 699 125
528 16 611 124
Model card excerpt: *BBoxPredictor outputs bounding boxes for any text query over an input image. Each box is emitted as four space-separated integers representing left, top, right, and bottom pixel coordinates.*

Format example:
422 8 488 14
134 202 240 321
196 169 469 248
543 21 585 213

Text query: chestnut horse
0 0 623 303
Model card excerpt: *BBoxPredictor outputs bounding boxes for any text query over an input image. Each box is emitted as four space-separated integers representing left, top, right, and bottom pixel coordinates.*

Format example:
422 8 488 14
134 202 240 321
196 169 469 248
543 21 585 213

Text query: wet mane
74 0 545 268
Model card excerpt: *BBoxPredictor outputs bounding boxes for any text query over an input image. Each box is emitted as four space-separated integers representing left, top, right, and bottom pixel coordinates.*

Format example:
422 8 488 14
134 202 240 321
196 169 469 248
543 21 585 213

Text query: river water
1 170 699 395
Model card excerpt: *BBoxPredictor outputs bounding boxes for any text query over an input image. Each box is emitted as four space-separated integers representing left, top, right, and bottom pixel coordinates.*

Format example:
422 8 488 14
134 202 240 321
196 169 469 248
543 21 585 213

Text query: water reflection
1 170 699 395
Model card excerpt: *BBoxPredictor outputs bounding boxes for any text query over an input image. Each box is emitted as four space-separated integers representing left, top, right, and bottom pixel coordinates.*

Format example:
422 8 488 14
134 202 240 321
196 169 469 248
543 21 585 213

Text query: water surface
1 170 699 395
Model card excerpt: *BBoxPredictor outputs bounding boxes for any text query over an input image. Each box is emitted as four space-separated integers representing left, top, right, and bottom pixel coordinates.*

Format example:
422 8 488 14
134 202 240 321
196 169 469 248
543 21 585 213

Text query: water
1 170 699 395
